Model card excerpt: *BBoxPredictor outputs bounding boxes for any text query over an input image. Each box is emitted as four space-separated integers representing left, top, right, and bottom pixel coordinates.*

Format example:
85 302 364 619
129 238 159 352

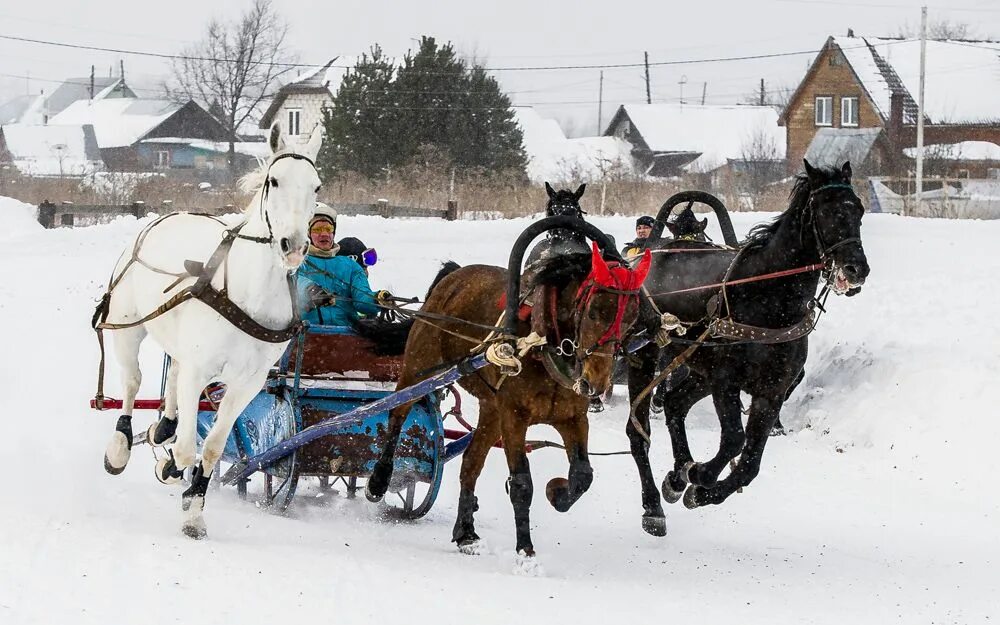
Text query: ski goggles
350 248 378 267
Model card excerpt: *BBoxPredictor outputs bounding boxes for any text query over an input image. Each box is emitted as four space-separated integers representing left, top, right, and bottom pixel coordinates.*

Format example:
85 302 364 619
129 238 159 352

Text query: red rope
649 263 824 297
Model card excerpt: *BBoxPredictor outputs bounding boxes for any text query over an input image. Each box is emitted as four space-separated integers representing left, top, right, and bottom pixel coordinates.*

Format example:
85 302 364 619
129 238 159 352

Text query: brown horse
365 243 651 557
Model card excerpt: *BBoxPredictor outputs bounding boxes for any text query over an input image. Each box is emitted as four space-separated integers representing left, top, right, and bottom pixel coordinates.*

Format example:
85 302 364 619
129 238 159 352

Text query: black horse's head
802 159 870 294
666 205 708 240
545 182 586 219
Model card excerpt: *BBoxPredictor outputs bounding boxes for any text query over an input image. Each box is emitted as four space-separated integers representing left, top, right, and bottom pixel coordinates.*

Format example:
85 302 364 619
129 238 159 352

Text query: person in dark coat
621 215 655 259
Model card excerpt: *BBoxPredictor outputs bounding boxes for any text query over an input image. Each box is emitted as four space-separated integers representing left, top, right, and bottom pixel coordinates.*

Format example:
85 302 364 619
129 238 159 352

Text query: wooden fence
36 199 459 228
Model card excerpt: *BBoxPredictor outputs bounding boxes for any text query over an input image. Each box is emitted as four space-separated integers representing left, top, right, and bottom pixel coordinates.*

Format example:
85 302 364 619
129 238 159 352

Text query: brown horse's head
570 243 652 397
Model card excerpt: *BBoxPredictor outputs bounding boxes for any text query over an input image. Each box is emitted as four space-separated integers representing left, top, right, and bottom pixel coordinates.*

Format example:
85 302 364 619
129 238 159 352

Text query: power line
0 31 910 74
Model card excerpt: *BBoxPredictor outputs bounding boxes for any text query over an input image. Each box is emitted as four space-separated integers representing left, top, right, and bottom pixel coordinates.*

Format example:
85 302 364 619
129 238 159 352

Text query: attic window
829 51 846 66
287 108 302 136
615 120 630 139
815 96 833 126
841 96 859 127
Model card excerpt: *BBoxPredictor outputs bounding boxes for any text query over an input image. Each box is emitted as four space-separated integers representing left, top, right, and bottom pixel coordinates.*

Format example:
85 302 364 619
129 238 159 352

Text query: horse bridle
806 182 864 264
566 276 642 362
238 151 318 246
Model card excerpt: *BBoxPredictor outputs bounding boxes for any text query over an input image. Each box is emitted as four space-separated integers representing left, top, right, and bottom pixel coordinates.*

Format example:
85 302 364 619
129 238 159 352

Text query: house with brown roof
780 34 1000 175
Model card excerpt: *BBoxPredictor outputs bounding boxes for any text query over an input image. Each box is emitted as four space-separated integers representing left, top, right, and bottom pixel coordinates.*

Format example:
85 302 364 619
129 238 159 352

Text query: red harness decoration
575 243 652 347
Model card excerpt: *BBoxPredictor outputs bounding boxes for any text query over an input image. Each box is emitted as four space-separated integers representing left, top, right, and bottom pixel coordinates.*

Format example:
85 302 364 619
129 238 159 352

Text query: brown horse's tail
355 261 462 356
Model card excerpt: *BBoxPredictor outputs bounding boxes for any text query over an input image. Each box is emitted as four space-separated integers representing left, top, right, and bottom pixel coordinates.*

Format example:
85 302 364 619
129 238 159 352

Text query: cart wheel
260 451 299 513
380 450 444 520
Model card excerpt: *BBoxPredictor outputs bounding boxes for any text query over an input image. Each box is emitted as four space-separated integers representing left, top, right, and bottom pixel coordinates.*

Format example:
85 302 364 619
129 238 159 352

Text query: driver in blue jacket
297 204 389 326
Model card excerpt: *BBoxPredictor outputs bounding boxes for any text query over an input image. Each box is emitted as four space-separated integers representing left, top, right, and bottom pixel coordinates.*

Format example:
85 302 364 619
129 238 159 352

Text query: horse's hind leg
104 326 146 475
686 382 746 488
366 399 420 501
546 415 593 513
685 395 781 509
661 372 711 501
452 408 501 553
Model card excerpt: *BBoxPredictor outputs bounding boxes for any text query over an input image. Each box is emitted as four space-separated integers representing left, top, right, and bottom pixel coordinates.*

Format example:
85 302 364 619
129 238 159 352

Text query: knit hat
310 202 338 227
635 215 655 228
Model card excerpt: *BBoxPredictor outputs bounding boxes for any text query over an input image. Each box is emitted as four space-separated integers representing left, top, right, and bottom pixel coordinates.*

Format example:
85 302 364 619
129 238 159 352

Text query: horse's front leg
625 344 665 536
547 413 593 513
685 394 781 508
686 381 746 488
499 416 535 557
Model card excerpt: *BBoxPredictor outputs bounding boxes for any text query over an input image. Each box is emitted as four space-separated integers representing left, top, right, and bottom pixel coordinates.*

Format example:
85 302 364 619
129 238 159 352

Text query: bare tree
897 18 979 41
170 0 297 175
734 126 784 210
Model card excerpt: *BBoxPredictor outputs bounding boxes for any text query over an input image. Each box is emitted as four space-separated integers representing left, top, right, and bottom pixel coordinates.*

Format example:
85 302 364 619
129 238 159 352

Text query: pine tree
318 45 396 179
318 37 527 179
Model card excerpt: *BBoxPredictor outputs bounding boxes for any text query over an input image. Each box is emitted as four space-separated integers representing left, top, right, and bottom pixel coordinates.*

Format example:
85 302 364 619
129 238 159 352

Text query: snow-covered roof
806 127 884 168
0 123 103 175
833 36 1000 124
615 103 785 172
515 108 634 183
139 137 271 159
50 98 181 148
0 94 47 125
45 76 132 117
284 58 357 94
903 141 1000 160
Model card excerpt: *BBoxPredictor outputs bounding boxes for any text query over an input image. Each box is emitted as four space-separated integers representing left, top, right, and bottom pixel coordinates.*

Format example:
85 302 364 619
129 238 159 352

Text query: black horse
627 160 870 536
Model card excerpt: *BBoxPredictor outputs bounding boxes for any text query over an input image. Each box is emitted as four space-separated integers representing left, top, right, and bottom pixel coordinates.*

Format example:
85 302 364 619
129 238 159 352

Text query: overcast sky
2 0 998 135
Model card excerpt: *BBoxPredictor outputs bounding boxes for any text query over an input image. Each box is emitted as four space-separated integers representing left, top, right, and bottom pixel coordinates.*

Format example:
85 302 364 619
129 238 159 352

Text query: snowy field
1 196 997 624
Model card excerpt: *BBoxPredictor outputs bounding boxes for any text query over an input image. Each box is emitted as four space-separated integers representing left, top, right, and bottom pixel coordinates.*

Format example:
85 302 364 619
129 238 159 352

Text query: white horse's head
256 122 323 270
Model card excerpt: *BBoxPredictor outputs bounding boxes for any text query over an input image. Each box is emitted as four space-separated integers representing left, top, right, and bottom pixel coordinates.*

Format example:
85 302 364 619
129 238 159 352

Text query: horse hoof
769 425 787 437
641 514 667 537
148 418 177 447
661 473 685 504
512 550 545 577
683 485 703 509
181 518 207 540
545 477 571 512
588 398 604 413
457 539 485 556
103 432 131 475
155 457 183 485
679 460 696 484
364 481 384 503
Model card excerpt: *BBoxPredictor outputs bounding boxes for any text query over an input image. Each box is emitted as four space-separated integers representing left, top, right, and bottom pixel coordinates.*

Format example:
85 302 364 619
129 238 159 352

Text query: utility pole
701 82 707 105
678 75 688 109
644 51 651 104
598 71 604 134
914 5 927 217
760 78 766 106
90 65 95 100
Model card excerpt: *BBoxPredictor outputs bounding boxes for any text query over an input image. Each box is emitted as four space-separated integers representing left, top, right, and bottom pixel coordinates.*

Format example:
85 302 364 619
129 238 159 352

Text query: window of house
287 108 302 136
841 96 859 127
615 120 630 139
815 96 833 126
155 150 170 169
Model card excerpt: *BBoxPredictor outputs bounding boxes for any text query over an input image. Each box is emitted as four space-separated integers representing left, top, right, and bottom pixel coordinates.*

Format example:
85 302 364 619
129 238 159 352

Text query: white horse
100 122 322 539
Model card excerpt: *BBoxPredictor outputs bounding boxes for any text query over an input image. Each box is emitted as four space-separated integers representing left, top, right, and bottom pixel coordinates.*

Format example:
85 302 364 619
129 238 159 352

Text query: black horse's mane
741 171 814 251
531 252 592 289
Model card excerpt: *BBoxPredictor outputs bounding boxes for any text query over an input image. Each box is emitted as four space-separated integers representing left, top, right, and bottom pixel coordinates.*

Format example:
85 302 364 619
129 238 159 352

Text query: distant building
0 124 103 176
780 35 1000 174
602 103 785 178
258 59 345 138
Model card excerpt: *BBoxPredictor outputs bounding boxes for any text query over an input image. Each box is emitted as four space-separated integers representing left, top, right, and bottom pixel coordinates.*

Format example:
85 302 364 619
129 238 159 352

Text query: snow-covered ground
1 196 997 624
